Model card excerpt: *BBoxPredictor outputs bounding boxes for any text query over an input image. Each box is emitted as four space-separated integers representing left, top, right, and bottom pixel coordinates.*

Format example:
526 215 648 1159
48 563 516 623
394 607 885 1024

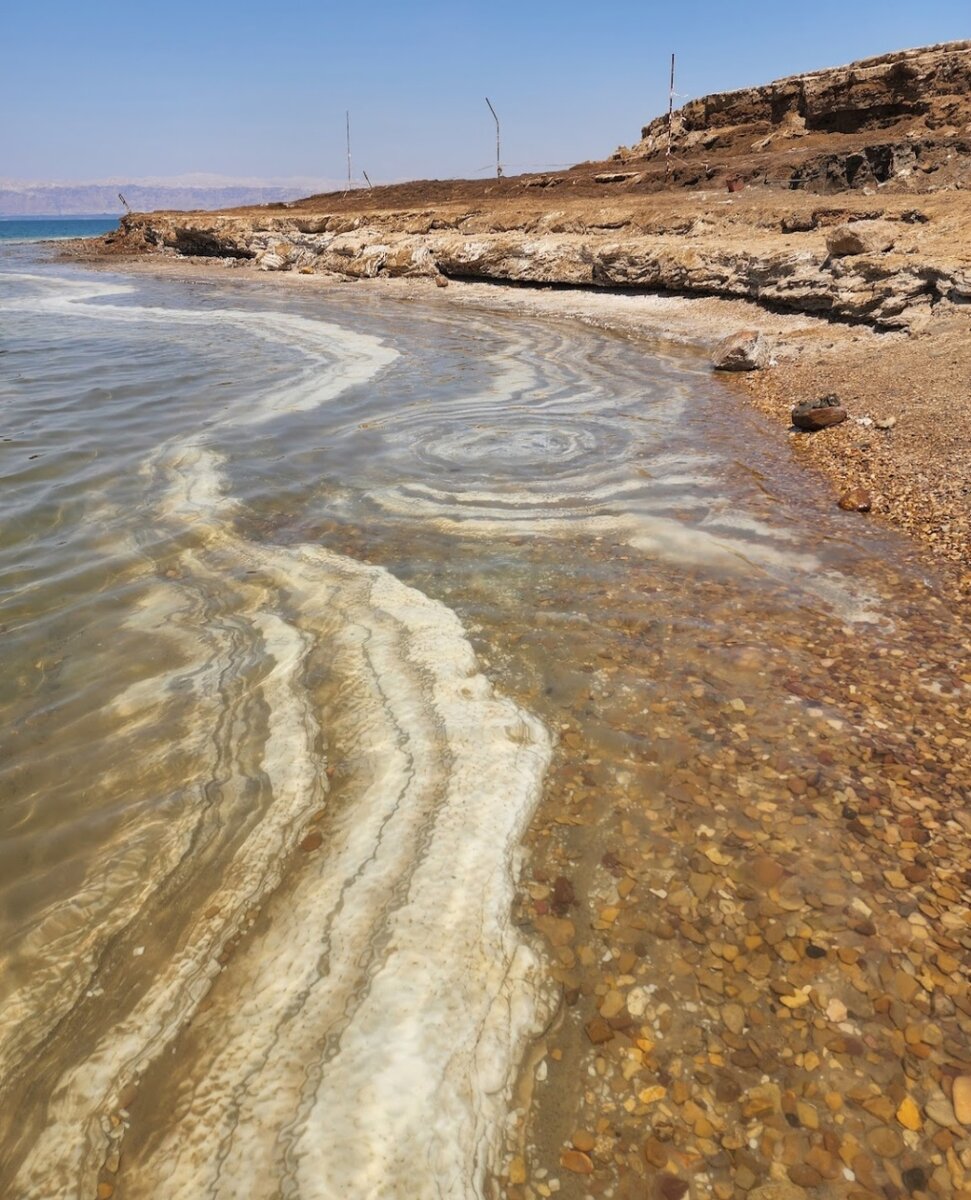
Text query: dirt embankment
76 41 971 574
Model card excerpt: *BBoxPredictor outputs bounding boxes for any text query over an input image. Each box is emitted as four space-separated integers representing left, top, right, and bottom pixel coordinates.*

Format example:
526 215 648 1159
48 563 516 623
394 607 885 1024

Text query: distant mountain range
0 176 342 216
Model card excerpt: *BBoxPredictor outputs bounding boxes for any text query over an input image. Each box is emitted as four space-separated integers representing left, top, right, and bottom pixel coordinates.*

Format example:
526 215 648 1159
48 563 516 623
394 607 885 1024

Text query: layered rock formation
94 42 971 332
636 42 971 145
620 41 971 192
115 192 971 330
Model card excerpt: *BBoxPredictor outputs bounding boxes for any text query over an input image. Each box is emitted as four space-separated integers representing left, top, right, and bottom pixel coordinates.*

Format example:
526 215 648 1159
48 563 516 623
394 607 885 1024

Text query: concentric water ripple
286 312 879 618
418 420 606 473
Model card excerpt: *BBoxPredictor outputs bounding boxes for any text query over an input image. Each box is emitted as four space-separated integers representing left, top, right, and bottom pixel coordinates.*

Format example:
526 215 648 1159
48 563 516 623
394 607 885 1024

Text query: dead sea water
0 246 966 1199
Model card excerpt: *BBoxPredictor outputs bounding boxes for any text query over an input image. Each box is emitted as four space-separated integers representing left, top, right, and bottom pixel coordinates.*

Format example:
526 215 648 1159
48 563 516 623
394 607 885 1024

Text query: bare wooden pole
666 53 676 169
485 97 502 179
362 170 374 190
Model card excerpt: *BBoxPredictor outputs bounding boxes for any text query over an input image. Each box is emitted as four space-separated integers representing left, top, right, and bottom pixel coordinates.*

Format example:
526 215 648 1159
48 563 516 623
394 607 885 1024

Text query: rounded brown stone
901 1165 928 1194
805 1146 838 1179
656 1175 689 1200
734 1166 758 1192
867 1126 903 1157
584 1015 615 1045
838 488 872 513
716 1076 742 1103
788 1163 822 1188
643 1137 668 1168
953 1075 971 1125
751 855 785 887
561 1149 594 1174
792 404 848 432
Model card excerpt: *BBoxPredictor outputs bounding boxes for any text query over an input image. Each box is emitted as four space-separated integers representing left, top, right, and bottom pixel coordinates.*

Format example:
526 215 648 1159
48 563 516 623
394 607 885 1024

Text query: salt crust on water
5 271 881 1195
8 275 552 1199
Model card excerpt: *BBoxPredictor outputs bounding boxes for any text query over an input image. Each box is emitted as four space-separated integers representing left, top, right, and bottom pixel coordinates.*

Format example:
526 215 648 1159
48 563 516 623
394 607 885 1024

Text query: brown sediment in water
300 498 971 1200
502 559 971 1200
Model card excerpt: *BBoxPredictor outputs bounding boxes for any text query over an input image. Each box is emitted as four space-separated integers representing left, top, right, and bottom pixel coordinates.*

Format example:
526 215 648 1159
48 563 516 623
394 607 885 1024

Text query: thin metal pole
485 97 502 179
666 54 676 170
362 170 373 190
346 110 352 190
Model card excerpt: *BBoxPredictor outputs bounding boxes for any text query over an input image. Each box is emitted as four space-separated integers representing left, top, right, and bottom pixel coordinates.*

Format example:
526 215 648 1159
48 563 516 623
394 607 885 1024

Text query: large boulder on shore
712 330 770 371
792 395 848 431
826 221 895 257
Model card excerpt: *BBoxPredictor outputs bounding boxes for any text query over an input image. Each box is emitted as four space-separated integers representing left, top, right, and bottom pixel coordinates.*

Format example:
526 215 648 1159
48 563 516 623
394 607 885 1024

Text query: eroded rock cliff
93 42 971 332
620 41 971 193
114 188 971 331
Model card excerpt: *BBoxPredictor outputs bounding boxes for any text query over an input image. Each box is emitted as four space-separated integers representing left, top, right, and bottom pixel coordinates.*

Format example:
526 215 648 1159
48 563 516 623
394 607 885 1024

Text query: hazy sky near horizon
2 0 968 184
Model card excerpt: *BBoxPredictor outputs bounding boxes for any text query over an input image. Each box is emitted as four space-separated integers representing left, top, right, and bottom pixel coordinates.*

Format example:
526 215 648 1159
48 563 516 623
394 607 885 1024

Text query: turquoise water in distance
0 216 119 241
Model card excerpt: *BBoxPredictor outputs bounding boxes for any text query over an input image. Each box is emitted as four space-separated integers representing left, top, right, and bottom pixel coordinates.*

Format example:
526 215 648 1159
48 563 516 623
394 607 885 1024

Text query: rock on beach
837 487 872 512
792 395 848 431
712 330 770 372
826 221 896 257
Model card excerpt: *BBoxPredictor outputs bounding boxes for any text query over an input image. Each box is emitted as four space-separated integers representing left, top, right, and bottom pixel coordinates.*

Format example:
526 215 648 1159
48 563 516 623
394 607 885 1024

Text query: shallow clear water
0 245 954 1198
0 217 119 242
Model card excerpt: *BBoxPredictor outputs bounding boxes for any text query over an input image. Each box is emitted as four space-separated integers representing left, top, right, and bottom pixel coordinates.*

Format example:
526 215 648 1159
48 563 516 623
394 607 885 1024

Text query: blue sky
2 1 967 183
